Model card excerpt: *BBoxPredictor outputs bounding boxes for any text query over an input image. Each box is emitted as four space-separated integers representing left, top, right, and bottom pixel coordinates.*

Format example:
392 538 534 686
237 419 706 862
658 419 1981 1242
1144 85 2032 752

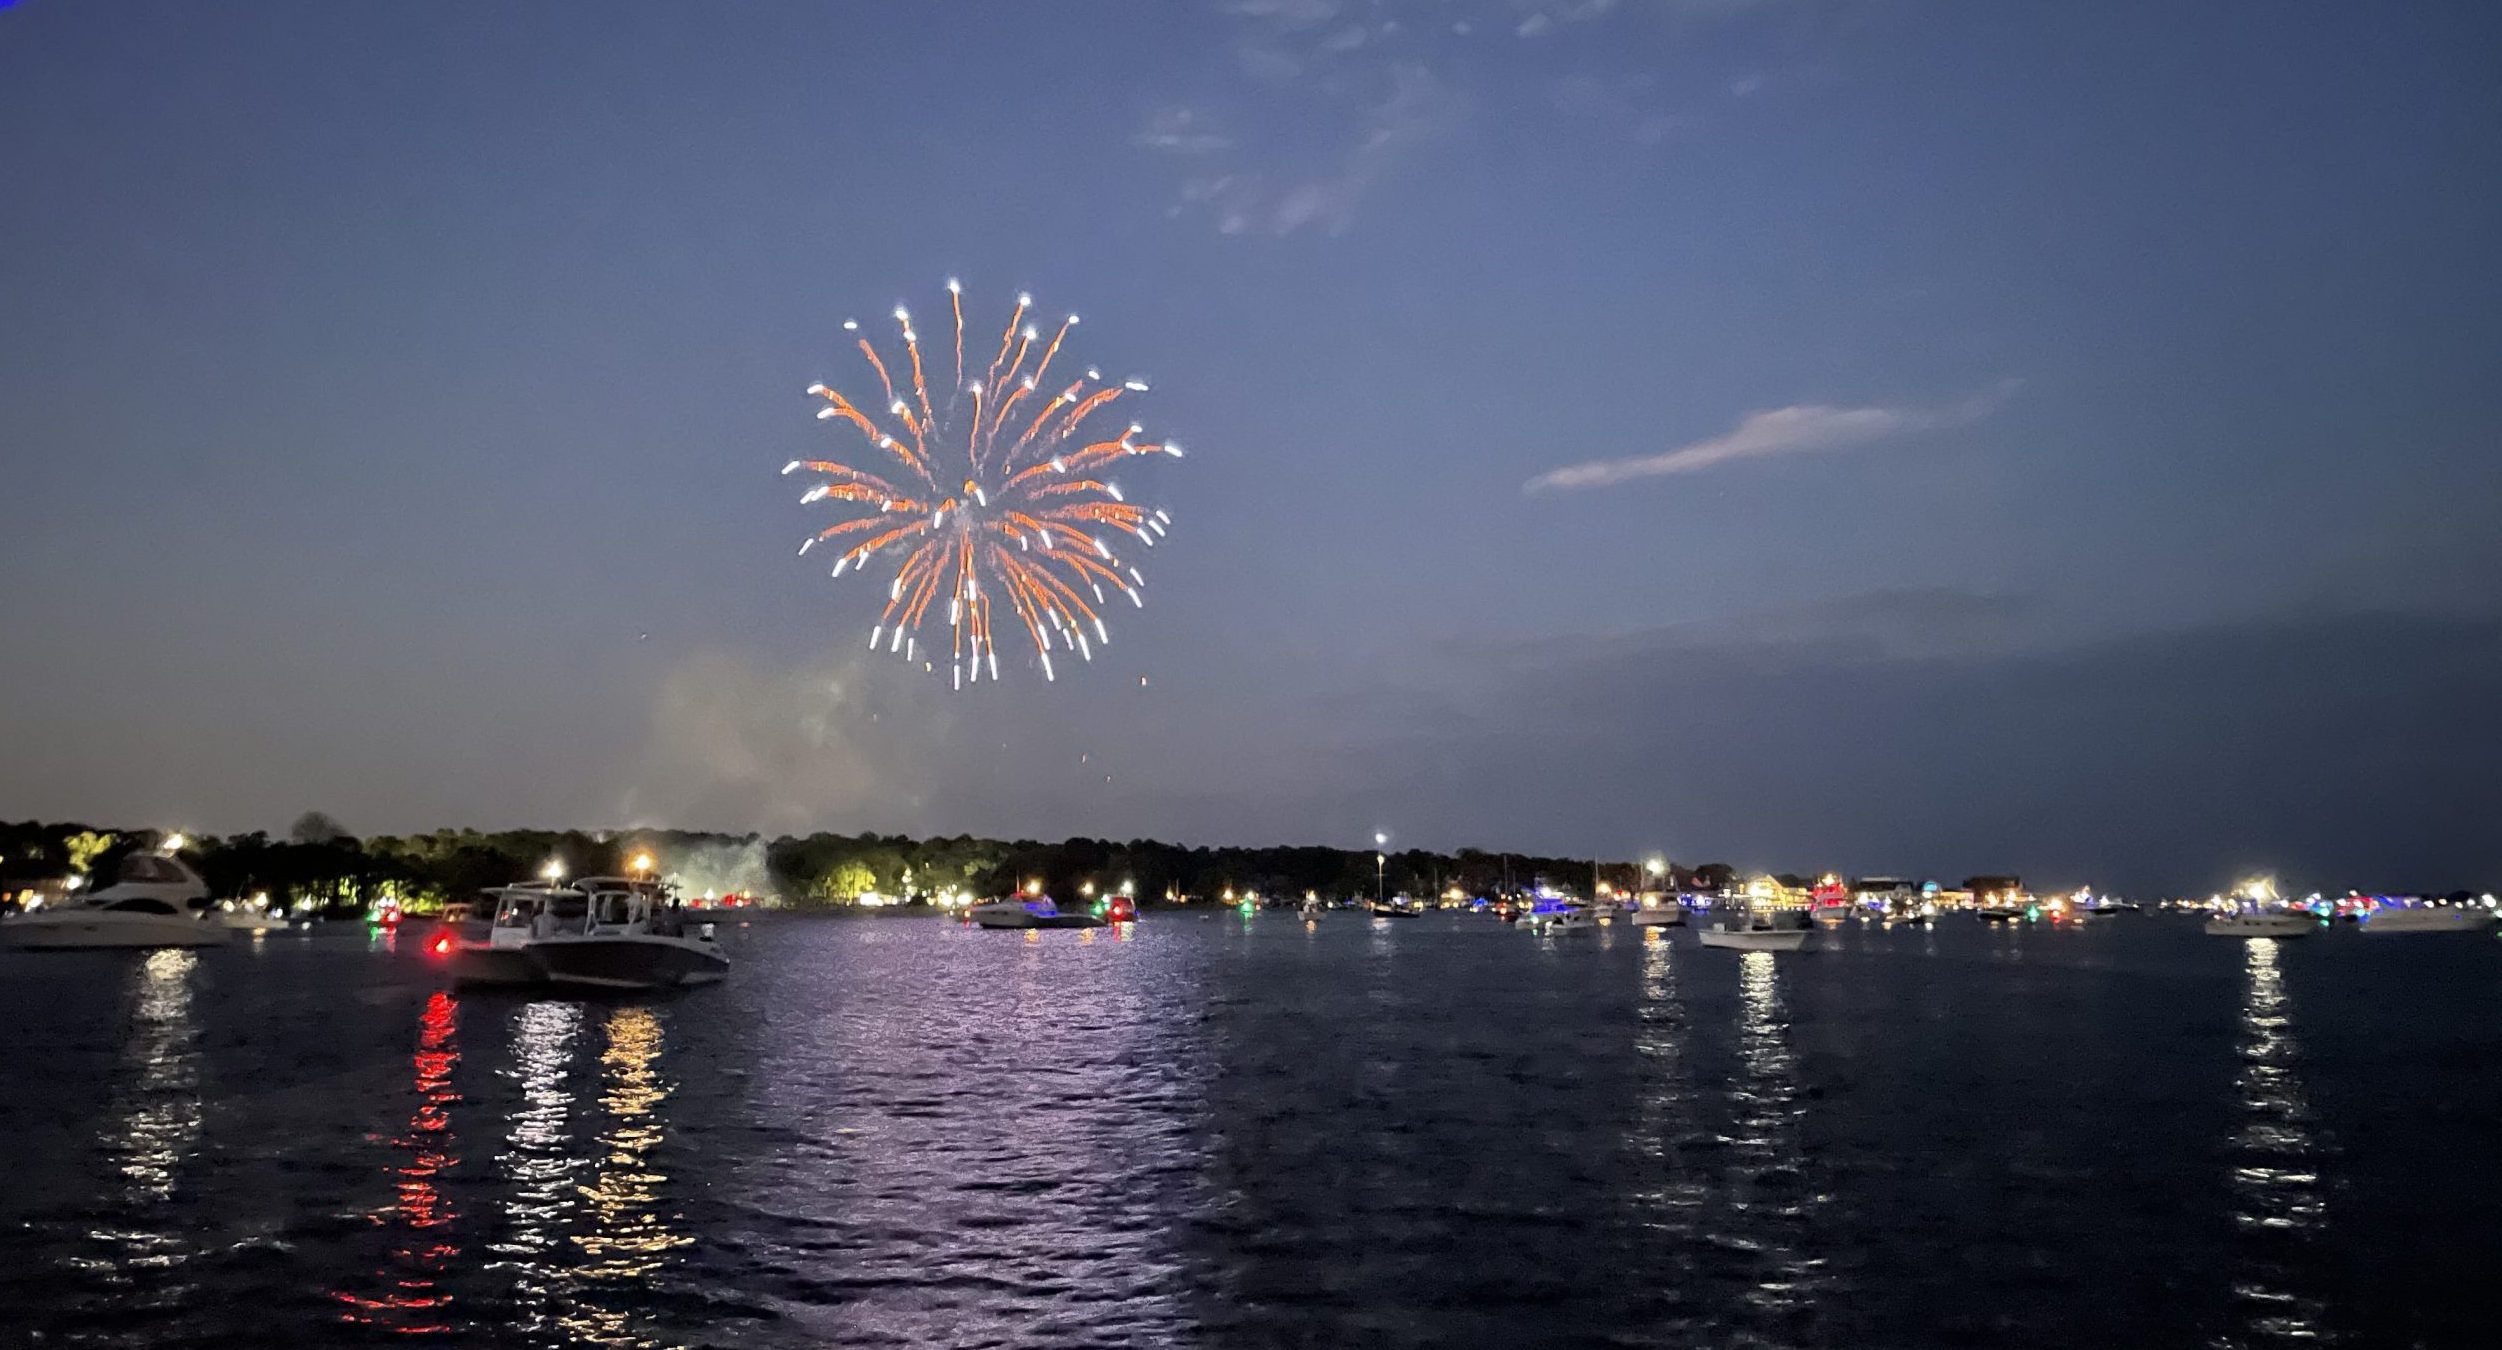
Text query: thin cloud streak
1525 381 2017 492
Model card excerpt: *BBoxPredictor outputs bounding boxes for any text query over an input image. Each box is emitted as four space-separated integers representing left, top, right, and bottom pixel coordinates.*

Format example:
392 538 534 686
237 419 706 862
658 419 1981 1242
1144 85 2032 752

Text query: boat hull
532 935 730 990
1699 928 1812 952
1630 909 1686 928
450 944 548 988
2362 909 2492 934
2203 916 2315 938
0 914 233 950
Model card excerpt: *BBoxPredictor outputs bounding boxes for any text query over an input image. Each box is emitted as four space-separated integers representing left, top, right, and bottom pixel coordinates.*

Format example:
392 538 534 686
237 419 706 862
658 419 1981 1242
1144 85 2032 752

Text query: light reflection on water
1725 950 1822 1345
561 1004 692 1348
2224 938 2331 1347
334 989 463 1334
1626 932 1704 1285
76 948 204 1289
492 999 584 1337
731 923 1207 1346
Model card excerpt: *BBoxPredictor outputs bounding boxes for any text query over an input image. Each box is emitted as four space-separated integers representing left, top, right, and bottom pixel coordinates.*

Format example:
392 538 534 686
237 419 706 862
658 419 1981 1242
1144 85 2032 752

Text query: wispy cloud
1525 382 2018 492
1136 106 1233 154
1175 62 1458 236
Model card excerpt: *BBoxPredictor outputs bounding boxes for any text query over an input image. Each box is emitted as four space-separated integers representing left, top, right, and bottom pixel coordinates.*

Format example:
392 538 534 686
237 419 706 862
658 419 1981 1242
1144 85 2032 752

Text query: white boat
1698 905 1814 952
2203 911 2316 938
969 894 1099 929
449 885 573 987
218 908 295 935
1630 900 1687 928
1300 899 1324 920
528 877 729 990
0 853 233 950
1542 905 1599 934
2361 906 2493 935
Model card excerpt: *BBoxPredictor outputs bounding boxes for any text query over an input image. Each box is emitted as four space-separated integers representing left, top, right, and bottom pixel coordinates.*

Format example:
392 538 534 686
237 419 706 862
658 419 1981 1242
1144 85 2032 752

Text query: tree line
0 813 1745 917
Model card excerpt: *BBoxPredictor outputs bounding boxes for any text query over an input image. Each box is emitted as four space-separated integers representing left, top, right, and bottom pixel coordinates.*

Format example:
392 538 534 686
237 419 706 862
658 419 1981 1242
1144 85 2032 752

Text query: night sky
4 2 2498 895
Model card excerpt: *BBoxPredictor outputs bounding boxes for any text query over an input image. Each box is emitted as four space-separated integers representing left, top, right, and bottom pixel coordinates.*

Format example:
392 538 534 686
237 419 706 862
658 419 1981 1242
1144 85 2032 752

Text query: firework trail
786 282 1182 687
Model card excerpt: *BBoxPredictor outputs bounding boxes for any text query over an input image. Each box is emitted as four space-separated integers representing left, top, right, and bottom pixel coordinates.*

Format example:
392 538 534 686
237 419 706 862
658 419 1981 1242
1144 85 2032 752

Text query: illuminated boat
969 894 1102 929
0 853 232 950
2202 911 2316 938
447 884 573 987
1630 896 1687 928
1698 904 1814 952
2360 905 2492 935
1542 904 1599 933
529 877 730 990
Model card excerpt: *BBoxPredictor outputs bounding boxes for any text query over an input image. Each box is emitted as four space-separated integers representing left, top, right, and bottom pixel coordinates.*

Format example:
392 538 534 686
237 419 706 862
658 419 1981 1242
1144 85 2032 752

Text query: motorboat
1542 905 1599 934
1300 898 1324 920
528 877 730 990
1630 899 1687 928
0 853 232 950
2360 905 2493 935
1698 905 1814 952
969 894 1101 929
447 884 577 987
2203 911 2317 938
218 906 295 935
1368 900 1422 919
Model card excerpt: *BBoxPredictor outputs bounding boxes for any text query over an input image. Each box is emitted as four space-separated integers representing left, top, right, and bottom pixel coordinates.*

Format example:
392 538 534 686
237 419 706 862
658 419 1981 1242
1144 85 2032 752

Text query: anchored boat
530 876 730 990
0 853 231 951
1698 902 1814 952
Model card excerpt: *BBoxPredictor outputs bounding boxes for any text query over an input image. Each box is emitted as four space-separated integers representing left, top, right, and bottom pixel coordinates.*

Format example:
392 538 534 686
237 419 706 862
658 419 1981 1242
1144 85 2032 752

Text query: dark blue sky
4 1 2498 895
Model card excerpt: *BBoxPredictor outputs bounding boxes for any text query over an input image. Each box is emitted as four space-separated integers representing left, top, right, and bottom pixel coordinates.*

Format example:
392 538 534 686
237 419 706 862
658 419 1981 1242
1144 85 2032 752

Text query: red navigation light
430 933 454 957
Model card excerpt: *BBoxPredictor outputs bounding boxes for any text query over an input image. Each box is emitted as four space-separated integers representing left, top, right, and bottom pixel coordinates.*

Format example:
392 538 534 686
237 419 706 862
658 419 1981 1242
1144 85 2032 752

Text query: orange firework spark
787 284 1182 687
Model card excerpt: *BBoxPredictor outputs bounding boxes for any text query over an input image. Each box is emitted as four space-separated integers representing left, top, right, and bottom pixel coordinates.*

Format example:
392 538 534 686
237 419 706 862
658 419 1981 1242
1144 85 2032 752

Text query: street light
1373 831 1389 907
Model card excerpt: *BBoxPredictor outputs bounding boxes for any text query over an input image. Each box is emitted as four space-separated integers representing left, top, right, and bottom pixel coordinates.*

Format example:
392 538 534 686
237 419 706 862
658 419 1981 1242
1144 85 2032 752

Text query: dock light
162 833 188 854
1120 879 1134 897
1080 881 1095 898
542 859 565 885
1223 888 1236 902
630 852 654 876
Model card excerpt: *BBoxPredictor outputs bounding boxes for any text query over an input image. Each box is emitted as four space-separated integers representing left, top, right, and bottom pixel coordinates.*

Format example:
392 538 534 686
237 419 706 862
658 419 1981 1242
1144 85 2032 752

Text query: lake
2 912 2496 1347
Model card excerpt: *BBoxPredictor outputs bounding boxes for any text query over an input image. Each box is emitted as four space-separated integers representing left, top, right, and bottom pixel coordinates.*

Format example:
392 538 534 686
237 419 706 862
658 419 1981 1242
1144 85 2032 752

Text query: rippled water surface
3 914 2497 1347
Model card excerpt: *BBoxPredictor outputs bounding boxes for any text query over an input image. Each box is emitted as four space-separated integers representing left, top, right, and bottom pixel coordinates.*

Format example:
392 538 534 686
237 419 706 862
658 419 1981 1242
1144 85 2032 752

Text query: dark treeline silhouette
0 815 1708 917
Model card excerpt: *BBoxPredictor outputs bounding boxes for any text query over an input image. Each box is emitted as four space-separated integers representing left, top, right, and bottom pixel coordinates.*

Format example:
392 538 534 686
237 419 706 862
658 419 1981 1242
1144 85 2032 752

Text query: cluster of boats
0 853 282 950
2202 905 2494 938
1523 898 1817 951
445 877 731 991
0 852 732 994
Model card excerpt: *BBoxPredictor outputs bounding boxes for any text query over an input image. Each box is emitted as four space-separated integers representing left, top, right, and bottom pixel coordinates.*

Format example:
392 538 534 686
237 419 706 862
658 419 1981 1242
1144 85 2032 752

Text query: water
2 915 2496 1347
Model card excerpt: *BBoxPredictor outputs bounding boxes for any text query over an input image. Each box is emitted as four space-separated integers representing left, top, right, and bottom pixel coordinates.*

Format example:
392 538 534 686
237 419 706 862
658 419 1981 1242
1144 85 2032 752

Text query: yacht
1542 904 1599 934
0 854 233 950
1698 904 1814 952
1630 897 1687 928
969 893 1101 929
529 877 730 990
2360 905 2493 935
2203 911 2317 938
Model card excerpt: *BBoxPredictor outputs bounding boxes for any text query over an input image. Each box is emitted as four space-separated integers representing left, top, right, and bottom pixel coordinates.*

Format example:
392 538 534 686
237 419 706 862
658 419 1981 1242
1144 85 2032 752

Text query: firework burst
786 282 1181 687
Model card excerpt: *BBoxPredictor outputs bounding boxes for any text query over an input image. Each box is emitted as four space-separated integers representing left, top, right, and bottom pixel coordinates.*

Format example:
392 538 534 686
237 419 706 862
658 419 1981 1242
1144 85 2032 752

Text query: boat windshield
588 890 643 927
493 896 542 928
104 897 182 915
